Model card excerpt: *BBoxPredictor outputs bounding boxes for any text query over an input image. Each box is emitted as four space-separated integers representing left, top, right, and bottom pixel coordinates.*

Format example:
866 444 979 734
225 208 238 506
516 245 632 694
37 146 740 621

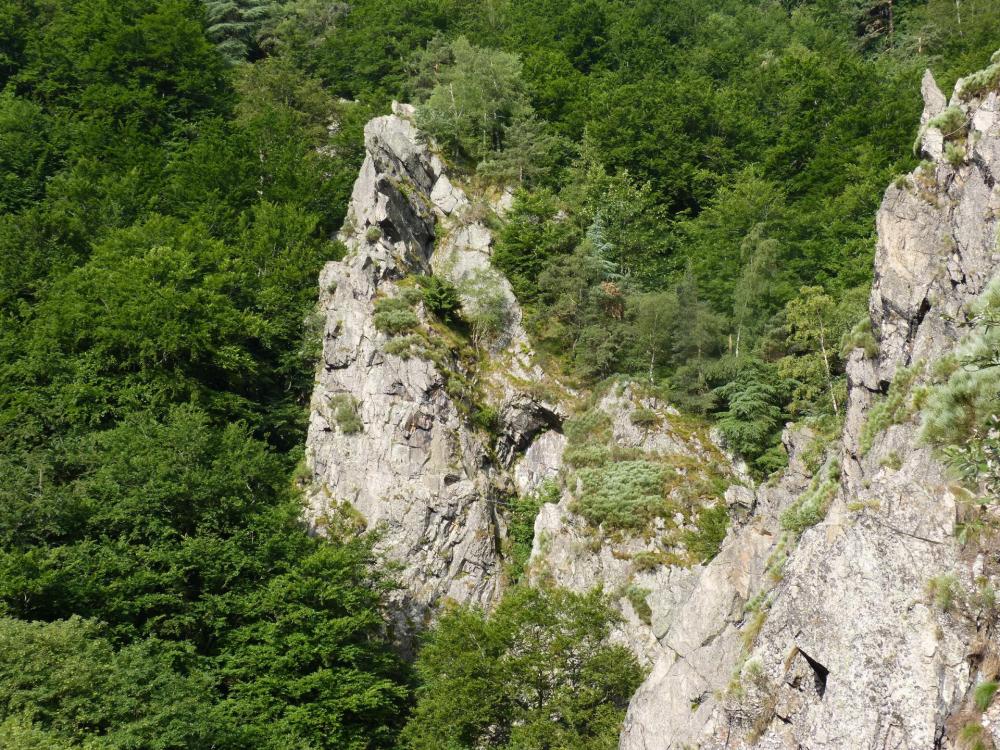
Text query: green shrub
860 364 920 454
780 459 840 534
373 296 420 335
921 276 1000 499
330 393 363 434
927 106 968 138
921 277 1000 445
417 275 462 323
683 503 729 563
625 584 652 625
959 58 1000 101
630 407 660 427
471 404 499 434
563 442 611 468
740 608 768 655
564 408 612 445
975 680 999 712
880 451 902 470
840 318 878 359
927 573 960 612
945 142 967 168
384 334 422 359
575 460 667 529
365 225 382 243
632 550 673 572
957 721 989 750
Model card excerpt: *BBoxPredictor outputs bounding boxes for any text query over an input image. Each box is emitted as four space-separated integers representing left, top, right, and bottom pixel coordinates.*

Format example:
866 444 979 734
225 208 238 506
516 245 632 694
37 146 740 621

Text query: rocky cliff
304 103 559 638
527 382 749 665
620 66 1000 749
305 59 1000 748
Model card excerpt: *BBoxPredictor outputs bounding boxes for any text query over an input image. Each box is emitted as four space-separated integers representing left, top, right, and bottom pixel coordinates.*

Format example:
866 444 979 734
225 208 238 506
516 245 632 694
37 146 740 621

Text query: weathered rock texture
620 68 1000 750
528 383 747 665
304 104 558 637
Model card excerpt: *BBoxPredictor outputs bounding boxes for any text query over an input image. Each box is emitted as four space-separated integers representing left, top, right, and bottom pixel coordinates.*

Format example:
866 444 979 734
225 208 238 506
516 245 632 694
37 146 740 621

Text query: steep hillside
3 3 1000 748
622 64 1000 750
306 57 1000 749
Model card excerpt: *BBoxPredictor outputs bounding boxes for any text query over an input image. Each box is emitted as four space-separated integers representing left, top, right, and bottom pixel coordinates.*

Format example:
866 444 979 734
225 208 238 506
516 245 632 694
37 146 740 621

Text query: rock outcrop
304 104 558 638
306 61 1000 747
619 425 816 747
620 67 1000 750
528 383 747 664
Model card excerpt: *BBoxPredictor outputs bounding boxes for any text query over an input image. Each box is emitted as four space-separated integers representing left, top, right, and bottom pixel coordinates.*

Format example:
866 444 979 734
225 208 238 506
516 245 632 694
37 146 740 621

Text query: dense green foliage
2 0 999 746
400 586 643 750
0 1 404 747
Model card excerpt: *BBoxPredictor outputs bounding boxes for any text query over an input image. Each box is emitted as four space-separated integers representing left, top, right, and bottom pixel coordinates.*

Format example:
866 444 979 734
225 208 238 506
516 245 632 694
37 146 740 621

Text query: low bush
630 407 660 427
957 721 990 750
945 142 967 168
625 584 653 625
373 296 420 335
927 573 960 612
416 274 462 323
860 364 920 454
384 334 422 359
563 442 611 468
564 408 612 445
780 459 840 534
330 393 363 434
959 56 1000 101
840 318 878 359
927 106 968 138
975 680 999 712
683 503 730 563
575 460 667 529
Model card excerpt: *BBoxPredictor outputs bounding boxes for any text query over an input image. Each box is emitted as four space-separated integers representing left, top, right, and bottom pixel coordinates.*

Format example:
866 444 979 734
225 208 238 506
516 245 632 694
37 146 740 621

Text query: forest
0 0 998 747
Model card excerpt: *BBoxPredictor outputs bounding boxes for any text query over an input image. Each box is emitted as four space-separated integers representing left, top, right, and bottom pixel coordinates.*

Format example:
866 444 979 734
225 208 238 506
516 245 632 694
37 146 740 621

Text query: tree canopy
0 0 998 745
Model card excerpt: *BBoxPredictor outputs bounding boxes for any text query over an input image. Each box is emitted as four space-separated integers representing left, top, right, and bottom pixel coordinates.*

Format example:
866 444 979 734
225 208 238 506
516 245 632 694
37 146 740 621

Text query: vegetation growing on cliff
922 275 1000 501
0 0 999 746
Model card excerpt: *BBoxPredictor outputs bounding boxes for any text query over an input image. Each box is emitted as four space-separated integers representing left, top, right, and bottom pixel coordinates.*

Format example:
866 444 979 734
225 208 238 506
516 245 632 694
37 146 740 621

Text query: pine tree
713 360 785 471
203 0 281 63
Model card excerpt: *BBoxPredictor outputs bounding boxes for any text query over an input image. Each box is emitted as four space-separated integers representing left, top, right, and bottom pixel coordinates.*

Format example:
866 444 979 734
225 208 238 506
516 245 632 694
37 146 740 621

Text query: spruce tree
203 0 281 63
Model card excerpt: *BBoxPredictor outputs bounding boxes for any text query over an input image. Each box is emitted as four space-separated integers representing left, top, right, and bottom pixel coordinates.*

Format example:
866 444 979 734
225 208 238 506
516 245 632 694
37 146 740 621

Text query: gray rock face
304 105 557 638
514 430 566 497
620 67 1000 750
619 426 815 746
529 384 746 665
919 69 947 160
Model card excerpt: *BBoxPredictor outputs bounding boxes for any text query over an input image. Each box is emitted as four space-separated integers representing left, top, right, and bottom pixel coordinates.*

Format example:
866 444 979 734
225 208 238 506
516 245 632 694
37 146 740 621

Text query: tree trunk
818 322 840 417
887 0 894 48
